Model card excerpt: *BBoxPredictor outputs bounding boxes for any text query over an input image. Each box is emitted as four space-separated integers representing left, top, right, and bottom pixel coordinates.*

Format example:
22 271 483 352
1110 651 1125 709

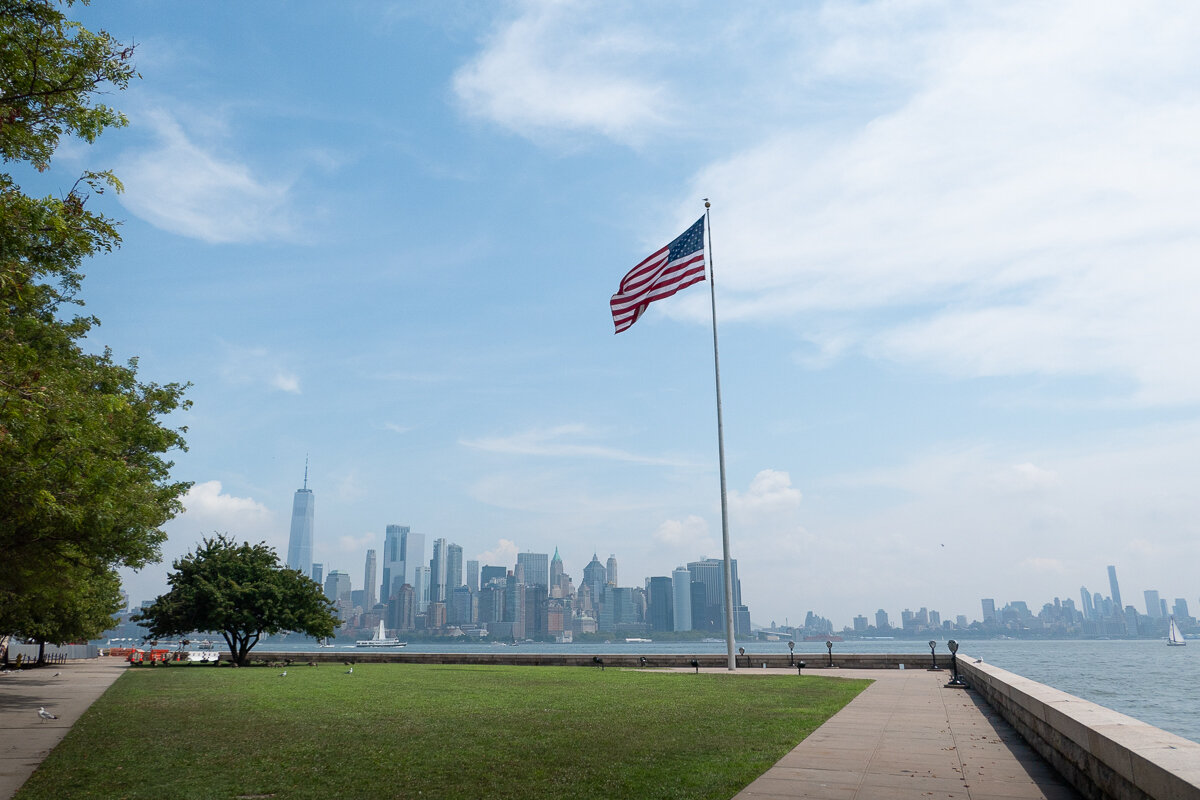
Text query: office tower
875 609 889 629
955 614 968 628
671 566 692 631
1107 565 1123 611
1174 598 1190 620
311 563 323 585
517 552 550 592
364 549 377 609
929 610 941 627
981 598 996 623
606 554 619 586
648 576 674 632
391 584 416 631
1094 592 1105 617
687 558 742 619
1080 586 1093 619
504 572 525 638
430 538 448 602
480 565 507 587
549 548 565 597
286 463 315 578
853 615 868 632
449 585 474 625
466 560 480 593
415 566 430 612
381 525 408 602
446 543 463 592
1160 598 1169 619
324 570 351 603
582 554 607 600
1145 589 1162 618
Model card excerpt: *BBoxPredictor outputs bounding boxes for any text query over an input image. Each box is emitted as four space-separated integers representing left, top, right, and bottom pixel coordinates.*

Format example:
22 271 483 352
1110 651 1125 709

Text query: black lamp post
788 640 795 666
928 640 941 671
825 640 833 667
738 646 745 668
946 640 966 687
690 658 700 674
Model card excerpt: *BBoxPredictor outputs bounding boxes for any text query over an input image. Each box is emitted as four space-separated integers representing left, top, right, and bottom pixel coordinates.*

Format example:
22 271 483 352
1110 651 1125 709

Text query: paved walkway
730 666 1081 800
0 658 127 799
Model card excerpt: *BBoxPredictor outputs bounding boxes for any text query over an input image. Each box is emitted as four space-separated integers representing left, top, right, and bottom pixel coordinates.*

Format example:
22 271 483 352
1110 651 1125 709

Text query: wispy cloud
452 2 669 146
219 343 301 395
116 108 297 243
460 424 698 467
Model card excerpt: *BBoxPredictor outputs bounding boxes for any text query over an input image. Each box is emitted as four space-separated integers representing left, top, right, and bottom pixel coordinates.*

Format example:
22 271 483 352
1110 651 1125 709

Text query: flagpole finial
703 198 710 208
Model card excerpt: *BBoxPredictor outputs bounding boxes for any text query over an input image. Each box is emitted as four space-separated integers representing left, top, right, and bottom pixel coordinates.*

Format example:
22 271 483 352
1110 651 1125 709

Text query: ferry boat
354 621 405 648
625 637 652 643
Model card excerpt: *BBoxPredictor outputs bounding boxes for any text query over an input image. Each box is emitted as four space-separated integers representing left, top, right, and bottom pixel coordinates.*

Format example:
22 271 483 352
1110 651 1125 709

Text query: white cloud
452 2 669 145
178 480 273 524
116 109 297 243
653 515 710 548
384 422 413 434
476 538 520 568
219 344 301 395
730 469 803 513
461 424 697 467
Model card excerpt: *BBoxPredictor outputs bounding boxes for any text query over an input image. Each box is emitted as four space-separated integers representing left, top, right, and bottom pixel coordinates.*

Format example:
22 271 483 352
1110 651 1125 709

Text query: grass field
16 664 869 800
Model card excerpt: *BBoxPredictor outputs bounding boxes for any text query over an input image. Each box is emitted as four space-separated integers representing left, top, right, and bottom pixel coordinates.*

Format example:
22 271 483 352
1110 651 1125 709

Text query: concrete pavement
731 666 1082 800
0 658 126 799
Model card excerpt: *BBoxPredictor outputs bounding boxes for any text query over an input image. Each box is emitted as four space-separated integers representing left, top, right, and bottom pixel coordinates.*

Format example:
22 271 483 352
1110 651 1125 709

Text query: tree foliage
135 536 338 665
0 1 189 648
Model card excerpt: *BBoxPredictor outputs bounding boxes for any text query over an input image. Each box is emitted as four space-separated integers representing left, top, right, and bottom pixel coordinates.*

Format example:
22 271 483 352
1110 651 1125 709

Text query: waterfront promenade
725 667 1080 799
0 658 126 799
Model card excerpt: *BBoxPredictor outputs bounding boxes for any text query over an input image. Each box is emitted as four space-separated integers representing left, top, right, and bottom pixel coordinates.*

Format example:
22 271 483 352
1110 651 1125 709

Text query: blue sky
33 1 1200 627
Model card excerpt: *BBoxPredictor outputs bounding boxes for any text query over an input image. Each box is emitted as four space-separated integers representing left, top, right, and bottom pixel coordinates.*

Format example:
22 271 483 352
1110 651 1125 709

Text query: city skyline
31 2 1200 627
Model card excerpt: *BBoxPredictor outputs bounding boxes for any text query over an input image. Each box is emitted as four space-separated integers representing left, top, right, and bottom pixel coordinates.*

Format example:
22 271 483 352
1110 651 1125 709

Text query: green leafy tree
1 1 190 655
135 536 338 666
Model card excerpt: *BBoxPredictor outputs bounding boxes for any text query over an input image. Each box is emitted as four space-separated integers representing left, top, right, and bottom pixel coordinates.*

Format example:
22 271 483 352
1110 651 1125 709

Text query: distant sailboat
1167 616 1186 647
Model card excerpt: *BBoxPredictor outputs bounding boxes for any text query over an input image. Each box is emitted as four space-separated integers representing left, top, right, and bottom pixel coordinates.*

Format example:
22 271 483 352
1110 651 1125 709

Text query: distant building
324 570 351 603
311 563 323 585
446 543 463 593
606 554 619 587
381 525 407 602
1107 566 1123 612
517 552 550 592
1080 586 1094 619
981 598 996 623
549 548 565 597
465 560 480 593
286 464 315 578
480 565 507 588
853 615 868 632
363 549 377 610
672 567 693 631
875 609 889 629
430 538 448 603
582 554 607 601
1145 589 1162 618
648 576 674 632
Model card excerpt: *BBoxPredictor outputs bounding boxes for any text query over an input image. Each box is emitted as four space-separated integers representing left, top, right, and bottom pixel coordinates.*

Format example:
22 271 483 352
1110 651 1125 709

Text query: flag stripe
610 217 706 333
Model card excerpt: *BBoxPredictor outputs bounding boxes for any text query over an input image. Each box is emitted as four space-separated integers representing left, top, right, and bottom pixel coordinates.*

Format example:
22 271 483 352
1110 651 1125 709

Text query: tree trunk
37 640 46 666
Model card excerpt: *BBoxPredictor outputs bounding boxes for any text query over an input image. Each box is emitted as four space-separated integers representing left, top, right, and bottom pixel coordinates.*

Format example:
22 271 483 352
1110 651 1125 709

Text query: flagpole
704 199 738 672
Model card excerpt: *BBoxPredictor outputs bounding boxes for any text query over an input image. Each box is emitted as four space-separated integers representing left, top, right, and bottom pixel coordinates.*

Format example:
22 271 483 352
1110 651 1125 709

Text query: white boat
1167 616 1186 646
355 621 405 648
625 637 652 643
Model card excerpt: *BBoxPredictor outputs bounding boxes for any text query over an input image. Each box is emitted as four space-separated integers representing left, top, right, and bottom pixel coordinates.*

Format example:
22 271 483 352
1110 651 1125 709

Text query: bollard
593 656 604 671
797 660 805 676
690 659 699 674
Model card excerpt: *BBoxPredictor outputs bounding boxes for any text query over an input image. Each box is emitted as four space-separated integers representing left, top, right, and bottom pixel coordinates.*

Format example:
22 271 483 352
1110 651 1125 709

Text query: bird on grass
345 666 353 674
38 707 58 722
279 670 287 677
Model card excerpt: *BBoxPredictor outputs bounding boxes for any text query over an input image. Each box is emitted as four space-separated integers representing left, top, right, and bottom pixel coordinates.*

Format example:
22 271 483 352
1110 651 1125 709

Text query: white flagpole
704 199 738 671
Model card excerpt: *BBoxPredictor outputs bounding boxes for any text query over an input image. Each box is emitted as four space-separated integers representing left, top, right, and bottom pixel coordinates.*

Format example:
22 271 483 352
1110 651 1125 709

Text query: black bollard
797 660 805 676
690 659 699 674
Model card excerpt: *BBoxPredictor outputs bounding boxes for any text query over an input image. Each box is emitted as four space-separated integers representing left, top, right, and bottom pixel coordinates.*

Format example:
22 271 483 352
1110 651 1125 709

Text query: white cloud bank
458 1 1200 406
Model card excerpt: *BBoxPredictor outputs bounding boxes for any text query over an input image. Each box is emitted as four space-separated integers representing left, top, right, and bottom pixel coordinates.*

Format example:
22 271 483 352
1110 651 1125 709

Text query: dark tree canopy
1 1 189 652
135 536 338 666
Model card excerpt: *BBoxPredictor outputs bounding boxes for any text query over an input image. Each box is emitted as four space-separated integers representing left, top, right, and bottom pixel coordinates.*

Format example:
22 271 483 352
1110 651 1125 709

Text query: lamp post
788 640 795 666
690 659 700 674
738 646 745 668
946 640 966 687
928 640 941 671
825 640 834 667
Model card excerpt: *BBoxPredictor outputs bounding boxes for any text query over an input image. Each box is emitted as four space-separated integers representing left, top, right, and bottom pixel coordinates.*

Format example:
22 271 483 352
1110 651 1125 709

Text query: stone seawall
957 658 1200 800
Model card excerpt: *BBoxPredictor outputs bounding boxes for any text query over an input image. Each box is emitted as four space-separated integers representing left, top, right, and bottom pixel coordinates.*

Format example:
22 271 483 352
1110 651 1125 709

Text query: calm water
248 636 1198 743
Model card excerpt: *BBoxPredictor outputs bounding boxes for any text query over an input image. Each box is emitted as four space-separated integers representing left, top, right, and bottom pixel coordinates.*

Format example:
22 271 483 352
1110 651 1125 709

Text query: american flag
610 216 707 334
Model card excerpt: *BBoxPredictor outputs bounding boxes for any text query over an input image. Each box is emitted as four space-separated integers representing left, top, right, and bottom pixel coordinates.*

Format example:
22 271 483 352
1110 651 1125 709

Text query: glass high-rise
286 465 314 578
517 552 549 592
671 566 692 631
364 549 377 609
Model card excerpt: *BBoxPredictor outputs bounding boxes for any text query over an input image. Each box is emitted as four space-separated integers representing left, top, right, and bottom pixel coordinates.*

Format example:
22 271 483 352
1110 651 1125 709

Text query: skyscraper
381 525 407 603
1145 589 1162 618
517 552 549 592
465 560 480 593
430 538 448 603
549 548 565 597
1080 586 1094 619
364 549 377 609
446 543 463 592
286 463 314 578
1107 565 1123 612
606 554 619 587
671 566 692 632
582 554 606 600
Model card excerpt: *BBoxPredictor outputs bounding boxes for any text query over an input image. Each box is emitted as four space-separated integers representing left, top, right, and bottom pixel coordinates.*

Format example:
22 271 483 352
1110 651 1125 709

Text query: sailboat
1167 616 1186 647
354 621 405 648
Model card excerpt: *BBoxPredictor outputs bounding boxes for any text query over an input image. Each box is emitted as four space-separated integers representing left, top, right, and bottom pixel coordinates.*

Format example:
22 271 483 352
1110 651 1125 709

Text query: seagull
974 658 983 664
53 672 61 677
279 670 287 677
38 707 58 722
345 667 353 674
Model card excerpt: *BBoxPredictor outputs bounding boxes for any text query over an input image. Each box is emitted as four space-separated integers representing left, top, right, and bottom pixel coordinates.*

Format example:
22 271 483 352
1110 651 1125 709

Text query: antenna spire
303 455 309 490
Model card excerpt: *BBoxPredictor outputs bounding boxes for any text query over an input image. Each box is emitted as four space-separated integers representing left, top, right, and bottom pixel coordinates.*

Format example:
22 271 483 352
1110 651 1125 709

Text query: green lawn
17 664 868 800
